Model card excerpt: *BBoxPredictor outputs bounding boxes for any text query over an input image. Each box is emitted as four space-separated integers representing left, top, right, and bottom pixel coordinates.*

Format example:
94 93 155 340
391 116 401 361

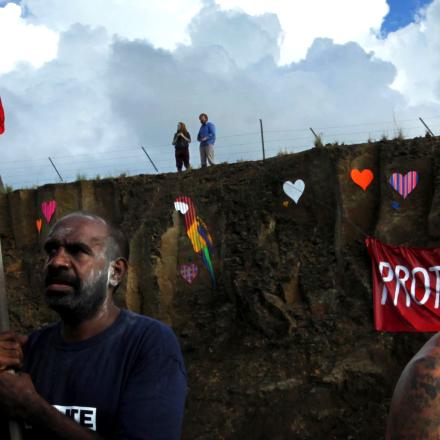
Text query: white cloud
187 3 282 67
20 0 202 50
0 24 131 186
0 1 439 188
6 0 389 68
365 0 440 106
215 0 389 63
0 3 58 73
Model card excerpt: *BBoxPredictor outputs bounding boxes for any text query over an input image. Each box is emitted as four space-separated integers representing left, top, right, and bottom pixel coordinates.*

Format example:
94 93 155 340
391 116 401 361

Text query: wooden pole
0 240 24 440
419 117 435 136
309 127 319 140
141 147 159 173
48 157 64 182
259 119 266 160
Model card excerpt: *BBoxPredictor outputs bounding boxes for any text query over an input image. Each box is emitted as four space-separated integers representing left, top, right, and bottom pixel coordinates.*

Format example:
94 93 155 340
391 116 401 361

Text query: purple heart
389 172 419 199
180 264 198 284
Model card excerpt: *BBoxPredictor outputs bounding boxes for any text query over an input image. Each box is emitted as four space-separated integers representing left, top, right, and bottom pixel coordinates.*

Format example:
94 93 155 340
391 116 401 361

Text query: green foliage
0 184 13 194
394 128 405 141
76 173 87 181
277 148 289 156
313 134 324 148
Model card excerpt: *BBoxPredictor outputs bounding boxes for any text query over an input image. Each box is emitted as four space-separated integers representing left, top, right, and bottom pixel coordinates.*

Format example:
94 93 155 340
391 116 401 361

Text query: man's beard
44 267 109 325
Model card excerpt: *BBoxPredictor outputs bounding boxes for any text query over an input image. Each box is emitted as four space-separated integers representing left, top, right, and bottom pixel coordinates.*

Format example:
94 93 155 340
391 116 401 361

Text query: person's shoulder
386 333 440 439
24 322 59 354
121 310 182 357
28 322 59 341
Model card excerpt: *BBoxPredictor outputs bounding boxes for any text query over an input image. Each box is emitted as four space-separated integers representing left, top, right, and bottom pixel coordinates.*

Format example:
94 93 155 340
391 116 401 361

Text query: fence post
309 127 323 147
259 119 266 160
419 117 435 136
141 147 159 173
48 157 63 182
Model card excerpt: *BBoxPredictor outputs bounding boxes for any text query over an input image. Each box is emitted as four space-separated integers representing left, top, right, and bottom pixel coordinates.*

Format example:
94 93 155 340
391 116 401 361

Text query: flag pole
0 239 24 440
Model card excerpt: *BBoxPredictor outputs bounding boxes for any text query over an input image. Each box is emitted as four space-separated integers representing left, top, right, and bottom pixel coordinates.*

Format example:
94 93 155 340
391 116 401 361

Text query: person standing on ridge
172 122 191 172
197 113 216 167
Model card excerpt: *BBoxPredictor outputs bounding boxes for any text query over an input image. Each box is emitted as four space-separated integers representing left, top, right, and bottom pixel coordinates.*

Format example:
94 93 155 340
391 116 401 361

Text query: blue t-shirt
20 309 187 439
197 122 216 147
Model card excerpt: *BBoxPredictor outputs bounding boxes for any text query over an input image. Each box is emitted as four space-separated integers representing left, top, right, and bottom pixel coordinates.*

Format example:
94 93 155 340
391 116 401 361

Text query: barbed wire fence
0 115 438 190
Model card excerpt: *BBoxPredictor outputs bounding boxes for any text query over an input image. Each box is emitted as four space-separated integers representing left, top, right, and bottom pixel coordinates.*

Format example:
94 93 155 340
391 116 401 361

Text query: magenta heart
389 171 419 199
41 200 57 223
180 264 198 284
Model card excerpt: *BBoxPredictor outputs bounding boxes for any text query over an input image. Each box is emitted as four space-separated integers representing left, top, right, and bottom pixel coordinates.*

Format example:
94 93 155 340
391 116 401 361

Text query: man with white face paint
0 212 187 439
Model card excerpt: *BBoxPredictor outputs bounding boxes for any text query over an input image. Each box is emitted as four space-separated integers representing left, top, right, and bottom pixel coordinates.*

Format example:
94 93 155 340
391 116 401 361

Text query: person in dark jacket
172 122 191 172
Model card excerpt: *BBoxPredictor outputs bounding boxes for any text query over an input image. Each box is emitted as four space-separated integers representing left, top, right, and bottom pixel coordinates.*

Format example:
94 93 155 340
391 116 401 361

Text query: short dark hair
53 211 129 261
199 113 208 120
106 222 130 261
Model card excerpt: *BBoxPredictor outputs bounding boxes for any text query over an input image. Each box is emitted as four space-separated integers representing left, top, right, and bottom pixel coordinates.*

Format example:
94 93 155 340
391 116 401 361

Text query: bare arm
180 133 190 142
0 372 103 439
0 331 103 439
386 334 440 440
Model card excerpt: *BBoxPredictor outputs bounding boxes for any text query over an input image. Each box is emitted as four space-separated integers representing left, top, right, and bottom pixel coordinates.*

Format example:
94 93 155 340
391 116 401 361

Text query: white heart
174 201 189 214
283 180 305 204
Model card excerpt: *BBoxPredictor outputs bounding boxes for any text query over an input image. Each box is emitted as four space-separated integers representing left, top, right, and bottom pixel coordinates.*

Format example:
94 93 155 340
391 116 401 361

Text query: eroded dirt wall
1 136 439 439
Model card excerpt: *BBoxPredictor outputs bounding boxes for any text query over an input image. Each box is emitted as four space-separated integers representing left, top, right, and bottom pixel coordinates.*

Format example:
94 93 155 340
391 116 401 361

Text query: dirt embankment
1 136 439 439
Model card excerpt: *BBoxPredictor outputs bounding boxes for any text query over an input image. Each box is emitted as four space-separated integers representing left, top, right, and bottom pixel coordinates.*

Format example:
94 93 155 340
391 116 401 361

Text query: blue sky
0 0 19 6
381 0 433 34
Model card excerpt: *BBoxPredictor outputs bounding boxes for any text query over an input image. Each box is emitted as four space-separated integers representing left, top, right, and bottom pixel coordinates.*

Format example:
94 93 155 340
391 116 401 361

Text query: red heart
350 169 374 191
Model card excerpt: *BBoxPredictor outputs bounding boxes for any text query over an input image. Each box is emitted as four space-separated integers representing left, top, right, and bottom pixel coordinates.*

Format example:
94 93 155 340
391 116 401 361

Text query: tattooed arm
386 333 440 440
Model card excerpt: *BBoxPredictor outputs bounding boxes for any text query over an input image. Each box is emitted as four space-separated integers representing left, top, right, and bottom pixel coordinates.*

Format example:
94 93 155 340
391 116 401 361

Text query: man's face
43 215 111 323
199 115 207 124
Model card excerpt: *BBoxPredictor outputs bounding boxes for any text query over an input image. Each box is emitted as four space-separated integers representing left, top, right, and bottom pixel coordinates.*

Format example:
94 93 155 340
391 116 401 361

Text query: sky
381 0 432 34
0 0 438 188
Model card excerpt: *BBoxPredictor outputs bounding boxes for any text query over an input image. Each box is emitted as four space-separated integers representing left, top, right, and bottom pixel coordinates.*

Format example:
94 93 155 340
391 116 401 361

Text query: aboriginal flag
0 97 4 135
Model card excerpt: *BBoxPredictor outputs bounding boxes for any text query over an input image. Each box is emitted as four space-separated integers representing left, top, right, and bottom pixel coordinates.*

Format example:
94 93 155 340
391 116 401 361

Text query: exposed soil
1 136 439 439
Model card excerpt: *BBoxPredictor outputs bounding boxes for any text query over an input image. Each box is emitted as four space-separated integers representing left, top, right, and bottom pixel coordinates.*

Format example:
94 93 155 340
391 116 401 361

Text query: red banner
365 237 440 332
0 97 4 135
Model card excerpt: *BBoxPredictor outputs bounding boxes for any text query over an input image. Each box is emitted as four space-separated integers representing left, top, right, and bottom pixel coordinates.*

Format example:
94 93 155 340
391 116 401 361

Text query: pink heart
389 171 419 199
41 200 57 223
180 264 198 284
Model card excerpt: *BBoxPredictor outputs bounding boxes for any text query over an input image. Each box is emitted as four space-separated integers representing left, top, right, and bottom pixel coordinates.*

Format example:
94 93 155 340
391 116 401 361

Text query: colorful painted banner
365 237 440 332
0 97 4 135
174 196 216 287
389 171 419 199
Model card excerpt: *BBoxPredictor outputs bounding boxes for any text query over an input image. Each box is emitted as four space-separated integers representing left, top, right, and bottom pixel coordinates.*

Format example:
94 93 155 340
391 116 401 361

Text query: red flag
0 97 4 135
365 237 440 332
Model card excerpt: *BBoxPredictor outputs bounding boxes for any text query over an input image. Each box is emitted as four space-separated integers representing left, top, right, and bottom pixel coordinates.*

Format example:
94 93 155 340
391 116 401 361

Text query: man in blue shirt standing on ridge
197 113 216 167
0 212 187 439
